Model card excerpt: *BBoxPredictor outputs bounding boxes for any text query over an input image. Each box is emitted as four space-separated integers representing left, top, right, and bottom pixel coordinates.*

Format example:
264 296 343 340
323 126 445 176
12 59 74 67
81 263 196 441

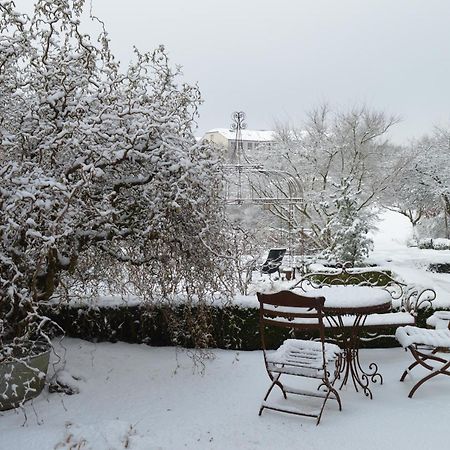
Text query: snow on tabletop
265 311 414 327
300 285 392 308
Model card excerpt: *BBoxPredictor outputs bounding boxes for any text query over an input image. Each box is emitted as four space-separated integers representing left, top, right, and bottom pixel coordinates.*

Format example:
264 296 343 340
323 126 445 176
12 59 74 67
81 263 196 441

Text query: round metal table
299 286 392 399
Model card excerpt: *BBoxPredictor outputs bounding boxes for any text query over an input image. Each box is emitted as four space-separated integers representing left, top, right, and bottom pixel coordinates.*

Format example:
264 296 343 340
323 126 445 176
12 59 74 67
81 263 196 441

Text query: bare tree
411 127 450 238
259 104 403 262
381 144 430 241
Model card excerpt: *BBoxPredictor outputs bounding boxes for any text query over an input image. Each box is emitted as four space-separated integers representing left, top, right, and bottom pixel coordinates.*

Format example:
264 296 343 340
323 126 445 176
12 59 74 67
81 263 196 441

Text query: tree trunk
443 194 450 239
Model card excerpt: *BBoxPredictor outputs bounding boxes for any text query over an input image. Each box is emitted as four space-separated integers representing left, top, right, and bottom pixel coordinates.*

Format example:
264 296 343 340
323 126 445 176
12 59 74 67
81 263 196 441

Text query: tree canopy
0 0 233 346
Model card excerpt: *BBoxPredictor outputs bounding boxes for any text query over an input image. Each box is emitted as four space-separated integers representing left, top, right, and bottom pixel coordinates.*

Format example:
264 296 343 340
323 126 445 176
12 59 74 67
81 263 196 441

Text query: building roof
205 128 276 142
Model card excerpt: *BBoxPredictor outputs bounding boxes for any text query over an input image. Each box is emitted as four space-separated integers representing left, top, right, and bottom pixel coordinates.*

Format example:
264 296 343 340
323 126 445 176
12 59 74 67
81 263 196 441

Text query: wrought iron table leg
333 314 383 399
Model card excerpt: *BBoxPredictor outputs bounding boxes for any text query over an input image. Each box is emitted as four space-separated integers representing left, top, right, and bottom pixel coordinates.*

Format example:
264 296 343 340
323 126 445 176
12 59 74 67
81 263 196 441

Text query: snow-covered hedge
42 301 438 350
432 238 450 250
418 238 450 250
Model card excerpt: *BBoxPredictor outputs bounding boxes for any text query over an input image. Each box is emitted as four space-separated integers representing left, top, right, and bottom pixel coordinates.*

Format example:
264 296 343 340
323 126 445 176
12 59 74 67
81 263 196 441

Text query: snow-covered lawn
369 211 450 308
1 338 450 450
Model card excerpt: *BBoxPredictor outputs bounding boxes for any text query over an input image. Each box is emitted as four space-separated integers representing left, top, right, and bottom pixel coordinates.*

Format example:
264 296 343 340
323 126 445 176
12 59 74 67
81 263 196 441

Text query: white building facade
202 128 276 161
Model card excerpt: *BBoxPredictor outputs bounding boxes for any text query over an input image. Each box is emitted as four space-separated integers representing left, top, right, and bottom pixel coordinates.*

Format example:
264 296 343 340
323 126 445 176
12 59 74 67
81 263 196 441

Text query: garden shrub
418 238 450 250
432 238 450 250
42 301 439 351
428 263 450 274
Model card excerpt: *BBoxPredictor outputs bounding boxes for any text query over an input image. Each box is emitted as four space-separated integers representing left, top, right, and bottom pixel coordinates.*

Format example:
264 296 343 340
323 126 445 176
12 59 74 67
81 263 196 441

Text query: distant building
202 128 276 161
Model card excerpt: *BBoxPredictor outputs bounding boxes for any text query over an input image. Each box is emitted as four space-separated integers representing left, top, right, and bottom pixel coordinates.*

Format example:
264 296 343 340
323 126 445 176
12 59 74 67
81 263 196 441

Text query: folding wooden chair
257 290 342 425
396 324 450 398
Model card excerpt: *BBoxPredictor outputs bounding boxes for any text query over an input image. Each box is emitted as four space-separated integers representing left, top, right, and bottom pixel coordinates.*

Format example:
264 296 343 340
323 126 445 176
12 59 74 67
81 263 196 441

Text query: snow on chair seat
257 290 342 425
426 311 450 330
395 325 450 398
266 339 341 379
396 326 450 348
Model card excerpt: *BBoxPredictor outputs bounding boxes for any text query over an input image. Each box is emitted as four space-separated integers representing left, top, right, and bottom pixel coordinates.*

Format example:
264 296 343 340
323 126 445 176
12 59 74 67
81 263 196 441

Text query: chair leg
316 381 342 425
263 379 286 401
401 346 450 398
400 348 444 381
318 373 342 410
329 386 342 411
259 373 286 416
408 360 450 398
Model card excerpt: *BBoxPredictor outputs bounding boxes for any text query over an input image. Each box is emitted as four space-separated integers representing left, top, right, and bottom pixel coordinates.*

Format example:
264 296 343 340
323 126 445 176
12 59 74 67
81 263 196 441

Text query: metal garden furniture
257 290 342 425
298 285 392 399
293 264 436 337
396 322 450 398
290 264 437 398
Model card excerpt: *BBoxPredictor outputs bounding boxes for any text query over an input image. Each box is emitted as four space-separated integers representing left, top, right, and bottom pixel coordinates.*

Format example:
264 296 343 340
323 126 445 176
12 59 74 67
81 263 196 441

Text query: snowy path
369 211 450 308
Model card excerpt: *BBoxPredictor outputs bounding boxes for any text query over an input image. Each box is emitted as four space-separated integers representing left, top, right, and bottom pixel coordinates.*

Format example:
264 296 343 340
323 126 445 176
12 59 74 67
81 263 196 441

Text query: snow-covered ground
368 210 450 308
1 339 450 450
2 210 450 449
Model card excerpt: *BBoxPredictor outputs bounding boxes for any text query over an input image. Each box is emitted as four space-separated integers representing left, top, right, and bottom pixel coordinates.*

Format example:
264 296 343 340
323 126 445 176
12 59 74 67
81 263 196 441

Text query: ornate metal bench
291 263 436 342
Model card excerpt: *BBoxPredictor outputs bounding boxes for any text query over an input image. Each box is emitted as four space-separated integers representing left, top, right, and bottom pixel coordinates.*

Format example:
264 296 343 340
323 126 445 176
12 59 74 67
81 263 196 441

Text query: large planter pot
0 343 51 411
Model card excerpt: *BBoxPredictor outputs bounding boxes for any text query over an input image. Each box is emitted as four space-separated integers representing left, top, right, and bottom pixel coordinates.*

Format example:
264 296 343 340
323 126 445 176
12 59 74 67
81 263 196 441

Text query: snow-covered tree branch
264 105 403 262
0 0 234 348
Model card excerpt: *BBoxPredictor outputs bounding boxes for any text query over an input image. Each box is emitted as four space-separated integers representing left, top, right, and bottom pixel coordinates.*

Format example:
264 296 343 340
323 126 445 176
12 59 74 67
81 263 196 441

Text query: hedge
42 301 439 351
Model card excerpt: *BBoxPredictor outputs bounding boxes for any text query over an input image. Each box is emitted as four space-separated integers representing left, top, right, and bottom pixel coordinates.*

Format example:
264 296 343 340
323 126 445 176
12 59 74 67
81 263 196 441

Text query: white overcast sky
16 0 450 144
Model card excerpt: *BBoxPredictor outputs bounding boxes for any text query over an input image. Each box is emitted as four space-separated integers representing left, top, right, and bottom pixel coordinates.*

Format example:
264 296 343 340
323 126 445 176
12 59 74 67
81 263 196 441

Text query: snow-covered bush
416 211 449 242
418 238 434 250
320 180 374 265
418 238 450 250
0 0 234 354
432 239 450 250
226 225 263 296
381 127 450 239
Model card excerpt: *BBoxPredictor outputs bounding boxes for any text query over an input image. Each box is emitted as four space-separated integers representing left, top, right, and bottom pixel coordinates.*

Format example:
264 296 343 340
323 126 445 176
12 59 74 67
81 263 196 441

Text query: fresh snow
427 310 450 329
60 211 450 310
1 339 450 449
301 285 392 308
368 210 450 308
396 325 450 348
